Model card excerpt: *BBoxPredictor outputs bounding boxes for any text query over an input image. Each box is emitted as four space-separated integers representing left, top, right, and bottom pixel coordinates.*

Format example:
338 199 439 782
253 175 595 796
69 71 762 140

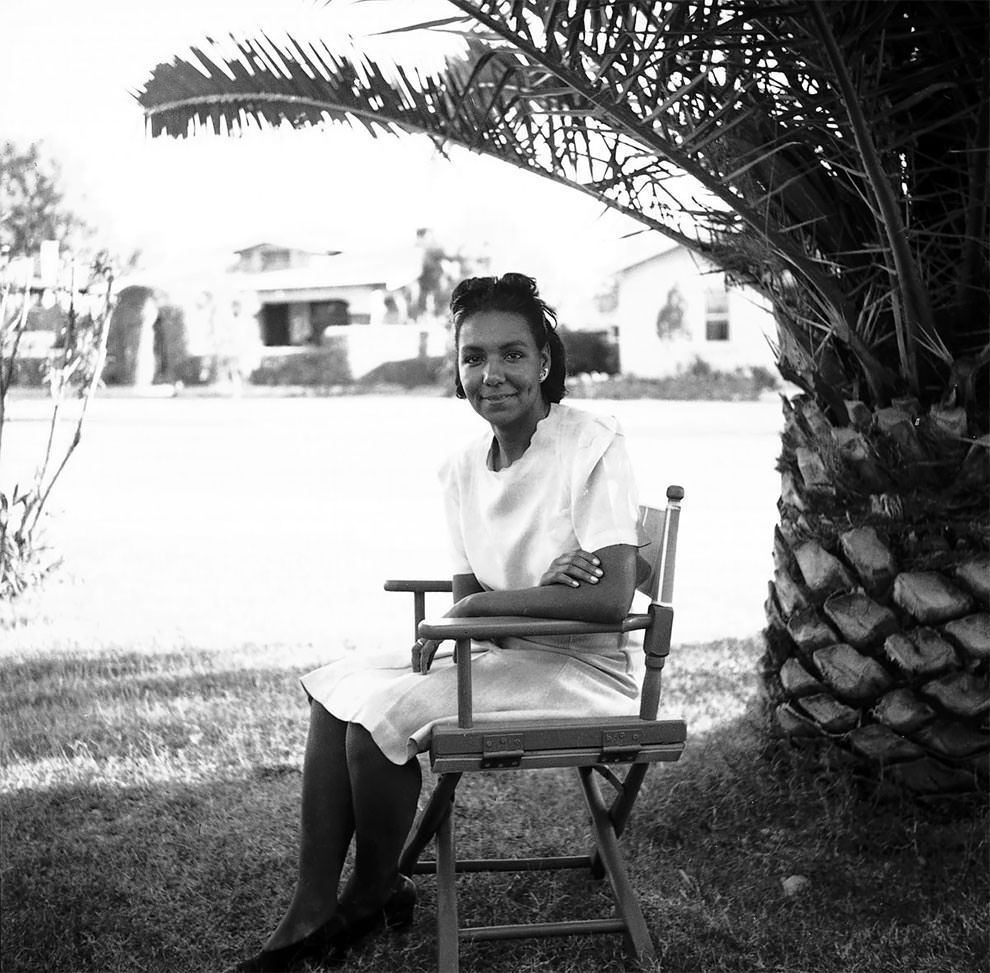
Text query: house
231 242 416 344
597 244 777 378
228 241 448 379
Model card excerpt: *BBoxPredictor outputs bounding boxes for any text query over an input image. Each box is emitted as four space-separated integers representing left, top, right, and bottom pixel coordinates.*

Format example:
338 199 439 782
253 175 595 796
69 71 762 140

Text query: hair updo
449 272 568 403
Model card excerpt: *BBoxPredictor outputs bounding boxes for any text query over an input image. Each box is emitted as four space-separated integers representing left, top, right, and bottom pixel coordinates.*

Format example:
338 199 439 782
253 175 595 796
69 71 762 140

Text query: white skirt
301 637 641 765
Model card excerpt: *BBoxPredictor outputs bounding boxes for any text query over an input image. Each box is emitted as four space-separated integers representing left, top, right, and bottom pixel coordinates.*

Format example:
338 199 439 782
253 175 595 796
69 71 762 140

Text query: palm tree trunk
762 394 989 794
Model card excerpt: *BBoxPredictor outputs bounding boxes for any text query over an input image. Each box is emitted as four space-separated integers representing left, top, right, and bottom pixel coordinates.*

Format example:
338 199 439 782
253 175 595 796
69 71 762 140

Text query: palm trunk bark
761 394 989 794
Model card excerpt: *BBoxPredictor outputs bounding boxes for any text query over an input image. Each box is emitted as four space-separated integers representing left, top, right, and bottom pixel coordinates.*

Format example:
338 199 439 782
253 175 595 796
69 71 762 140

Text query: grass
2 633 986 973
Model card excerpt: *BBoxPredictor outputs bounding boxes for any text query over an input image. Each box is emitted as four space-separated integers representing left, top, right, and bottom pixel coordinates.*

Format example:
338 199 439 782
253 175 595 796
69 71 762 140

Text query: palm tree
137 0 988 794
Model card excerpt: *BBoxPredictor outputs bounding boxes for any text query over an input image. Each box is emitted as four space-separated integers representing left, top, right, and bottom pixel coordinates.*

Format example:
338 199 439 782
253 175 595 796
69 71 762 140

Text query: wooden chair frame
384 486 685 971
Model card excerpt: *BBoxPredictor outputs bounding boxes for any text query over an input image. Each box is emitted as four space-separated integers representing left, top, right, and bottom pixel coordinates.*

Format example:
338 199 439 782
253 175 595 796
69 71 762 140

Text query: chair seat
431 715 687 772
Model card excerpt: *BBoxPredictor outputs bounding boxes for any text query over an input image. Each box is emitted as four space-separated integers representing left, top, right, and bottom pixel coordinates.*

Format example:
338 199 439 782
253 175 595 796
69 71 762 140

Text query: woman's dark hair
449 272 567 403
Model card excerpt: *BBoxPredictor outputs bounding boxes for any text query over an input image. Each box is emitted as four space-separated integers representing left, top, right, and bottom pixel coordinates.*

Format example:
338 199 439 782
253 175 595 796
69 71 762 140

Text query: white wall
614 248 777 378
338 322 448 379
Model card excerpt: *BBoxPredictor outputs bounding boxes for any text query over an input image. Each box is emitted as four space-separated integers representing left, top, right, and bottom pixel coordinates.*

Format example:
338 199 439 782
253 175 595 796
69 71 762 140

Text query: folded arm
448 544 637 625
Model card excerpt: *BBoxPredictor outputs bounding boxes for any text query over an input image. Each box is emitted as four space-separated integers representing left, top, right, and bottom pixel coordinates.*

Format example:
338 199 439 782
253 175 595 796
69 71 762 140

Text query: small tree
0 142 113 597
0 141 89 255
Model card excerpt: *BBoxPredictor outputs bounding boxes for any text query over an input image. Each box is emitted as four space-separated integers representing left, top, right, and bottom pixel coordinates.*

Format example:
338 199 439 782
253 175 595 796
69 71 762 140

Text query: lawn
1 393 986 972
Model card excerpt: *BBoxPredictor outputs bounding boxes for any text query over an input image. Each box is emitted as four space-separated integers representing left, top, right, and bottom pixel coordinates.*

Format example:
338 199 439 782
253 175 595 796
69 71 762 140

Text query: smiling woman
225 272 646 972
451 272 566 468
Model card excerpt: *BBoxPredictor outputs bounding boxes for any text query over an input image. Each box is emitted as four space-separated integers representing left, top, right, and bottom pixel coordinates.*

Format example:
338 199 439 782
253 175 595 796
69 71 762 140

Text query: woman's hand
539 550 604 588
411 637 442 674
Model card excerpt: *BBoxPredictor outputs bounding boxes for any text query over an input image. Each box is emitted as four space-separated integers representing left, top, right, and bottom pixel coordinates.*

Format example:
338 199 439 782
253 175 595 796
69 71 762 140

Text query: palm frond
137 0 989 419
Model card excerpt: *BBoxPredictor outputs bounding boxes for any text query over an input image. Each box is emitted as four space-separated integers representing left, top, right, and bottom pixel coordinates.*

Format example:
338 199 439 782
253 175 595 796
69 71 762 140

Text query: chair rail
384 579 454 593
418 613 651 641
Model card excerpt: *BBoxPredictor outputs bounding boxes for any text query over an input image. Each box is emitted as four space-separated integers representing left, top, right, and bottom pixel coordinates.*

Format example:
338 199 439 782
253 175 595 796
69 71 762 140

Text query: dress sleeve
438 455 473 576
571 426 641 553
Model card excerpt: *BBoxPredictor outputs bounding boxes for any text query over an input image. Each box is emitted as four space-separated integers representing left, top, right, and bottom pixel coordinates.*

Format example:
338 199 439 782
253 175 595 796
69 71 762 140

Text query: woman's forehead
459 311 534 346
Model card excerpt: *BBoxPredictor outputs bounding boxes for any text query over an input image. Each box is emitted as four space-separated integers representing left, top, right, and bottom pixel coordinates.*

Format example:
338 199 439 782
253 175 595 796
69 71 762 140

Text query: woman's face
457 311 550 432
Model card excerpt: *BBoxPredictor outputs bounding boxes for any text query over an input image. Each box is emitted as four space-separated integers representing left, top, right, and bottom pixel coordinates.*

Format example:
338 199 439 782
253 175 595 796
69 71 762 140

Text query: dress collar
485 402 559 472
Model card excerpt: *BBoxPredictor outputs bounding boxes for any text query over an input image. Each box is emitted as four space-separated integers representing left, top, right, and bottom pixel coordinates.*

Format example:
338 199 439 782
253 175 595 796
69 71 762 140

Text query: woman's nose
483 361 504 384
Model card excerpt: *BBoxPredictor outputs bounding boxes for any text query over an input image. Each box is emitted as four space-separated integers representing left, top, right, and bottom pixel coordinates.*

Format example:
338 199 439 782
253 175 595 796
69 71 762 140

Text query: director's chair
384 485 686 971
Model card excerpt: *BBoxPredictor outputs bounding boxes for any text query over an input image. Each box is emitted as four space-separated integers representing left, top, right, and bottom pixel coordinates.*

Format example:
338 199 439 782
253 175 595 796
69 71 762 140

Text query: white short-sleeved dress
301 403 643 764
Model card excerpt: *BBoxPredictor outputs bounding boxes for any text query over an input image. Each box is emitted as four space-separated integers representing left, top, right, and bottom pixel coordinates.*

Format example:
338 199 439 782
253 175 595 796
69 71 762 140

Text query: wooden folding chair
384 485 686 971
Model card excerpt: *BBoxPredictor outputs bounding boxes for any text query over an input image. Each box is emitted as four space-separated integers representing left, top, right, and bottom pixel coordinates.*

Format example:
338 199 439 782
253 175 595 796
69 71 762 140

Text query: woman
232 273 642 972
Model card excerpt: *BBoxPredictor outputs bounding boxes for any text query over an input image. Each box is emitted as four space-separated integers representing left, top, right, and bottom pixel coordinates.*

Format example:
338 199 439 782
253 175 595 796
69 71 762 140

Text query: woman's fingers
540 550 604 587
412 638 442 673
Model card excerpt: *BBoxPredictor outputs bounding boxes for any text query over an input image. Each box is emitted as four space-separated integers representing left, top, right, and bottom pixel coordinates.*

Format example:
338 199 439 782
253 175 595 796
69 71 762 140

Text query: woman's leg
341 723 422 913
264 702 354 949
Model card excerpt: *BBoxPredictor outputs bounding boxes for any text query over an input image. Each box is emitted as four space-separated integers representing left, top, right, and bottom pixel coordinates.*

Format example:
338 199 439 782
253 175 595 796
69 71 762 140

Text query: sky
0 0 665 316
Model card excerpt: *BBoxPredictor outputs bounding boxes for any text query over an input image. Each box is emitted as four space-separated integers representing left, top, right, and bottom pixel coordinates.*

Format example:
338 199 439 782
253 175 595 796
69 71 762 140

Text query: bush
358 355 446 389
750 365 780 393
174 355 225 386
567 362 779 401
248 342 351 387
155 303 188 383
5 356 48 387
559 328 619 376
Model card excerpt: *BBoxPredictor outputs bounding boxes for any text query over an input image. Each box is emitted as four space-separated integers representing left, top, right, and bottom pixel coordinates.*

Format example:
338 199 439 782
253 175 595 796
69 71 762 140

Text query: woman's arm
412 573 484 672
452 573 484 603
447 544 637 625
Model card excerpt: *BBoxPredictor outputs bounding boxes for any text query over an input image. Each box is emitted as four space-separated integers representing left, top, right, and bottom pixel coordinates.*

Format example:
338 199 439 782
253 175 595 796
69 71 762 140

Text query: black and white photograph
1 2 987 971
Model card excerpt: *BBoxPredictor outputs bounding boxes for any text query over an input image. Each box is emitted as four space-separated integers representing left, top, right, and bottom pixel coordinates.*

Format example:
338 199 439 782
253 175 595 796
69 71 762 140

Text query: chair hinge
600 729 644 763
481 732 525 768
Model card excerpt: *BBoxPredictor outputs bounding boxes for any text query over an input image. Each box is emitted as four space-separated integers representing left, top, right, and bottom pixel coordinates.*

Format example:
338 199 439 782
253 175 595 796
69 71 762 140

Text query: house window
704 278 730 341
261 249 291 272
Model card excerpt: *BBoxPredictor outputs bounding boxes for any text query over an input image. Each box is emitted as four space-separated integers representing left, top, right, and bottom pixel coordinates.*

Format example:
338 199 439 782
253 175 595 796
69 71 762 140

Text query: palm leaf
137 0 989 420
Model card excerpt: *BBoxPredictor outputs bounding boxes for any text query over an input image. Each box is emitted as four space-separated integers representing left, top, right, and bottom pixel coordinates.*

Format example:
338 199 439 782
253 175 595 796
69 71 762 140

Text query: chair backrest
635 486 684 605
636 486 683 721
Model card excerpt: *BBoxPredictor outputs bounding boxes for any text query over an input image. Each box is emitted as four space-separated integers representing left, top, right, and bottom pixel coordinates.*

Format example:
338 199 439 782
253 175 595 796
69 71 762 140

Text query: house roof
233 246 424 293
612 240 686 277
233 241 341 257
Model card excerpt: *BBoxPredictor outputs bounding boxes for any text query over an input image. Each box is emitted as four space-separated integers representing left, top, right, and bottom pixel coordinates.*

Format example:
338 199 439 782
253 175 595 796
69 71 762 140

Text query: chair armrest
418 613 652 641
385 580 455 637
384 580 454 593
420 612 653 729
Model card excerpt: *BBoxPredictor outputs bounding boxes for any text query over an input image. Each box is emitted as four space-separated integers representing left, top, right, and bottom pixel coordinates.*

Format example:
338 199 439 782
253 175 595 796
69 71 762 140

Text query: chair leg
588 763 650 879
578 767 656 967
436 804 459 973
399 772 462 876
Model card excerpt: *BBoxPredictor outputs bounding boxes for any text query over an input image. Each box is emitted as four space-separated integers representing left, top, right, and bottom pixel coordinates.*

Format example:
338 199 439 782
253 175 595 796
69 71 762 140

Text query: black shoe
325 874 417 965
226 913 342 973
227 877 416 973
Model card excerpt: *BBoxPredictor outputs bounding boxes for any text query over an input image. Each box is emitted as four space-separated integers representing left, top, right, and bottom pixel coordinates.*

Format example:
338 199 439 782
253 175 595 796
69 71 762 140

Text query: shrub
5 356 48 386
174 355 237 386
567 364 778 401
155 303 188 383
249 336 353 388
559 327 619 376
248 343 351 387
358 355 446 388
750 365 779 393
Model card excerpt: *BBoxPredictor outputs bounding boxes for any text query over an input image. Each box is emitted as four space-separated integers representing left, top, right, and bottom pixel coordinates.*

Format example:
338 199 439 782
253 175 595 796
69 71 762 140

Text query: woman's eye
461 355 483 366
505 352 523 362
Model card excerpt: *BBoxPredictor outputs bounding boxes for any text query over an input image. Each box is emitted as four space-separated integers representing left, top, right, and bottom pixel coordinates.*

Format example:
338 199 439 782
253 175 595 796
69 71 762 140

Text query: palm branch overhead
139 1 990 794
139 0 987 417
